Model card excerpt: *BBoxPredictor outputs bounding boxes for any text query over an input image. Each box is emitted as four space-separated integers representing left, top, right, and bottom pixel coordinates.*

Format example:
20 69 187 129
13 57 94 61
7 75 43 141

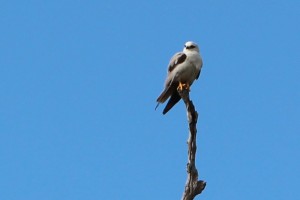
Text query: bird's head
183 41 199 53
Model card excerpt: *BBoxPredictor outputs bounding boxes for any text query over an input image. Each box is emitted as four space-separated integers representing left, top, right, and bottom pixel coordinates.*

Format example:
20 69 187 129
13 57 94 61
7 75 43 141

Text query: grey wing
168 52 187 73
156 83 177 103
164 52 186 87
156 52 186 104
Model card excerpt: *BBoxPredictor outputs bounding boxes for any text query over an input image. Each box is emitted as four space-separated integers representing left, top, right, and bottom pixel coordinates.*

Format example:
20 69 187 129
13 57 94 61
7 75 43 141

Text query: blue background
0 0 299 199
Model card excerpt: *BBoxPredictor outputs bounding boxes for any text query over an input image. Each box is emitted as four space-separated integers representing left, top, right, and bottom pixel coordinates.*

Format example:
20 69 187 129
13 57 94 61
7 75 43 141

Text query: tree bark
179 88 206 200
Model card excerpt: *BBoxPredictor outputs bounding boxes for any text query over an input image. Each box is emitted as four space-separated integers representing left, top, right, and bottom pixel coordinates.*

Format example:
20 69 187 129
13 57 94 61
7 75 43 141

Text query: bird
156 41 203 115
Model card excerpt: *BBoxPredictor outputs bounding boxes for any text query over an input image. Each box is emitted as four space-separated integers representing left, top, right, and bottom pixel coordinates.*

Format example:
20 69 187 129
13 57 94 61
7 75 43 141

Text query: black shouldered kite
156 41 203 114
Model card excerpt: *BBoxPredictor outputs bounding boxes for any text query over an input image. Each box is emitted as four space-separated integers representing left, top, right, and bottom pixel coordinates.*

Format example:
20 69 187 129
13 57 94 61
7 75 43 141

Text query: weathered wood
179 88 206 200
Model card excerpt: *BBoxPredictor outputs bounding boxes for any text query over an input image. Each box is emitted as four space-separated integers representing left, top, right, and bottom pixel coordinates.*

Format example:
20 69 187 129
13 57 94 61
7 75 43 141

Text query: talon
177 82 190 91
178 82 184 91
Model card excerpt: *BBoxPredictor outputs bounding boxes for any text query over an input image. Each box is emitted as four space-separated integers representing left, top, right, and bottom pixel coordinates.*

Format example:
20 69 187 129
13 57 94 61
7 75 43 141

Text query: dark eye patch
186 45 196 49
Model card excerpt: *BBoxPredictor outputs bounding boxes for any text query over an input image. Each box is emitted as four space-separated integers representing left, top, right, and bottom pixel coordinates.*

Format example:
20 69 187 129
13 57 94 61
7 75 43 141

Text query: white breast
173 52 202 83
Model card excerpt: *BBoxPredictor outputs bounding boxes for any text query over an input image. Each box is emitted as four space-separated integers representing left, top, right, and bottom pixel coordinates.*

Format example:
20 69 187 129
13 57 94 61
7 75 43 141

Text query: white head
183 41 199 53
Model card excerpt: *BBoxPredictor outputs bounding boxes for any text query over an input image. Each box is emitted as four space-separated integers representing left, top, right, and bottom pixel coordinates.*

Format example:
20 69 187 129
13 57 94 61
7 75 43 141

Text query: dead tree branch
178 88 206 200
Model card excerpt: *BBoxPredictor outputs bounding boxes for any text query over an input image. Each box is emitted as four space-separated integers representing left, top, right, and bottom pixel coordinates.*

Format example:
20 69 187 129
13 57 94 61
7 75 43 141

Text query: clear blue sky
0 1 299 199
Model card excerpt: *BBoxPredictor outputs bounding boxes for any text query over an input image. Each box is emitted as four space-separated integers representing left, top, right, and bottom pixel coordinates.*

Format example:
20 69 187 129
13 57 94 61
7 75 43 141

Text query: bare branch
178 88 206 200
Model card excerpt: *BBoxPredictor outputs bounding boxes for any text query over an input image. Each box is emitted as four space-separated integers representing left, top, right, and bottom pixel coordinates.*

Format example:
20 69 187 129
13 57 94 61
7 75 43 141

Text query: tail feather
156 84 176 103
162 91 181 114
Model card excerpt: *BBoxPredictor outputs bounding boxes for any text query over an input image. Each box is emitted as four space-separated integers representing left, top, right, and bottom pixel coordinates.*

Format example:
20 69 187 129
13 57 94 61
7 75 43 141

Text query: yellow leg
178 82 183 91
177 82 190 91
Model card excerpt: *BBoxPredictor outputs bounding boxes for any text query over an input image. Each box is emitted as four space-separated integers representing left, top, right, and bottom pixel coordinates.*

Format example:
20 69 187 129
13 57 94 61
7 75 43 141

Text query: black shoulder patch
168 53 187 72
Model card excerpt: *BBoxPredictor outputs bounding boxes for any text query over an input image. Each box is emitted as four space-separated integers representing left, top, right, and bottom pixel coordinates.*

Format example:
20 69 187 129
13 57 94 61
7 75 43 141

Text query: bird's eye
186 45 195 49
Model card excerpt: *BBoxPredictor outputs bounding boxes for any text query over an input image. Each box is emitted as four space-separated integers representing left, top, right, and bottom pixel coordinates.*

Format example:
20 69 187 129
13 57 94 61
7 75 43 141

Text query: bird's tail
155 102 160 110
156 84 175 103
155 85 174 112
155 85 181 114
162 91 181 114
